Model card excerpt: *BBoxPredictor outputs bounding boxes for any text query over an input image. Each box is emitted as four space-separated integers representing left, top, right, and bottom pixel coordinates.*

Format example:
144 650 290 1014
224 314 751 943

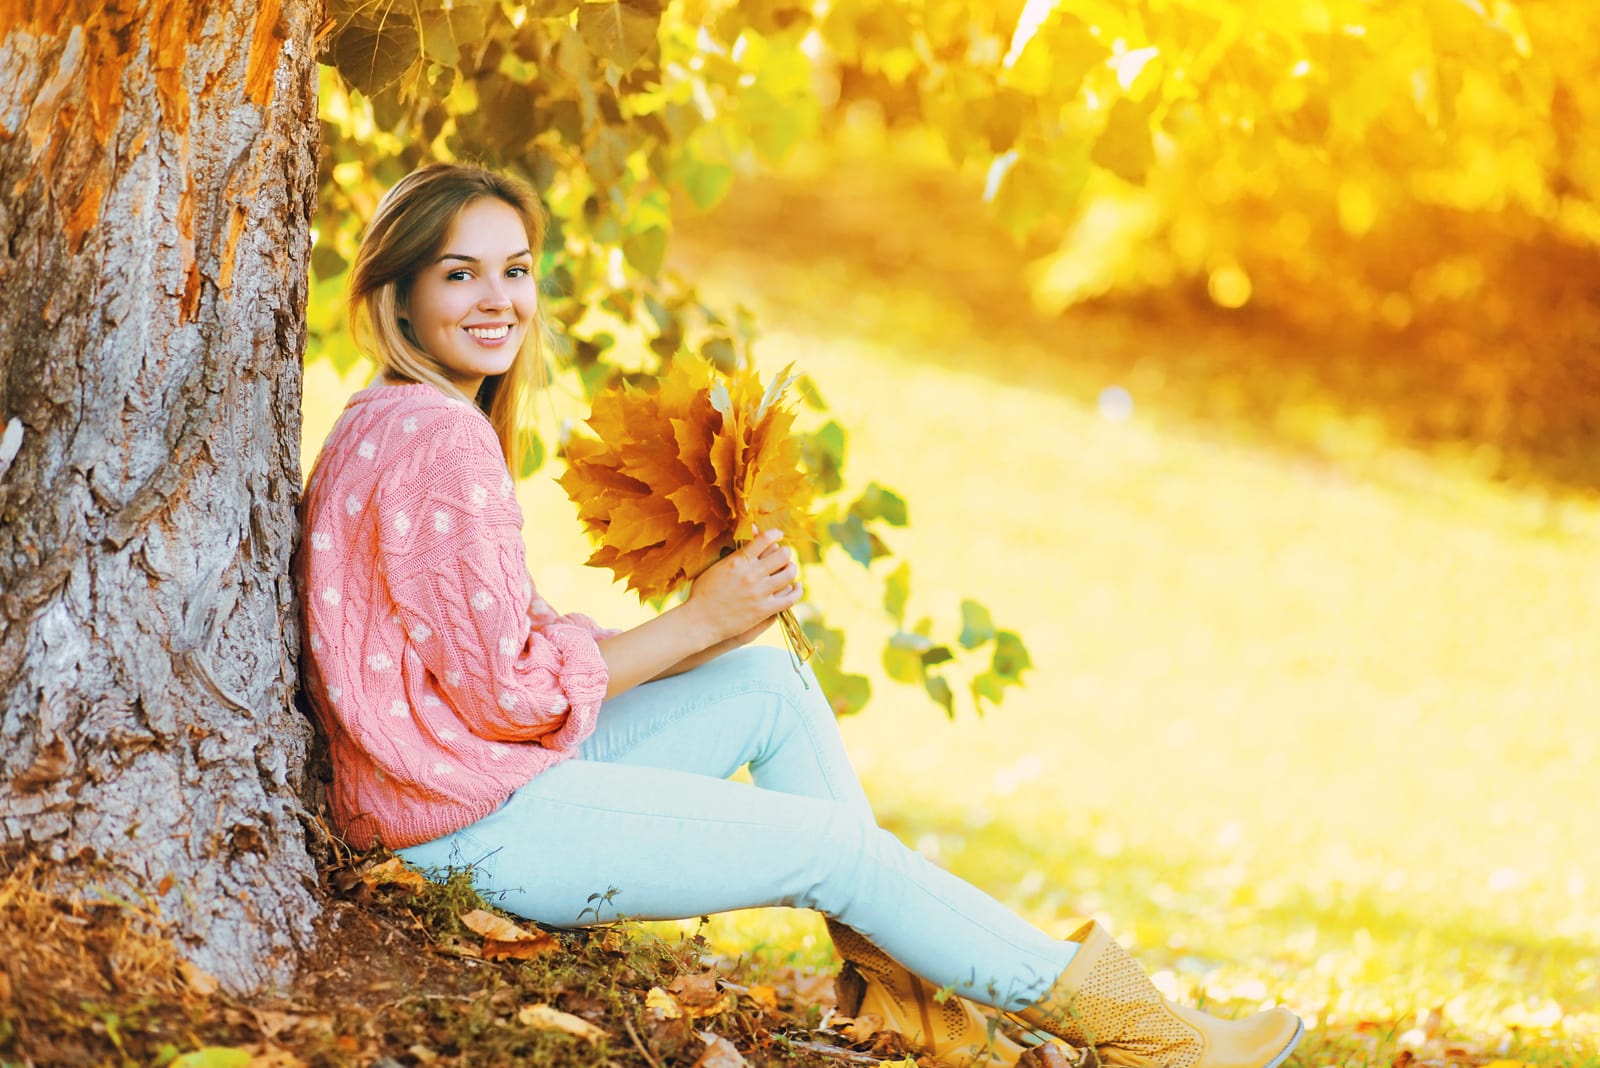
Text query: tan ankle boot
828 919 1030 1068
1013 922 1303 1068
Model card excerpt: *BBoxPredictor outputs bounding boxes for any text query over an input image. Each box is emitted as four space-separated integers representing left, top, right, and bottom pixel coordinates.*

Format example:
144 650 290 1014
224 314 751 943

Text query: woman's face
403 196 537 397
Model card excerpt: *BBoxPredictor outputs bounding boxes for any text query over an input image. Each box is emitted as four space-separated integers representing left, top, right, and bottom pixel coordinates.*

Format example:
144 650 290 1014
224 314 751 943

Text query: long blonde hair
348 162 549 473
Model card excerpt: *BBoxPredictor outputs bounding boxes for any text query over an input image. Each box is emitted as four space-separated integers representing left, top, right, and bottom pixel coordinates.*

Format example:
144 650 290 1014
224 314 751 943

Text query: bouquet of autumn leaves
558 358 816 661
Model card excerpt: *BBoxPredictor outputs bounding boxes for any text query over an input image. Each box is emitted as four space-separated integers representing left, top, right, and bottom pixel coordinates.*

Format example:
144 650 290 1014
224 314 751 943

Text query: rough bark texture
0 0 321 993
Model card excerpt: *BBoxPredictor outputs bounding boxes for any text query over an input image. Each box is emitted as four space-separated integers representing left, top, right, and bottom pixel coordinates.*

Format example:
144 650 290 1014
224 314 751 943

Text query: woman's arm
597 529 801 699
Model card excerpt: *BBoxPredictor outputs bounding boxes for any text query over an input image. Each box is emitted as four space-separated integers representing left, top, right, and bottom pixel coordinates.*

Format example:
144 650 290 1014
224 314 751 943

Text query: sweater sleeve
375 410 609 748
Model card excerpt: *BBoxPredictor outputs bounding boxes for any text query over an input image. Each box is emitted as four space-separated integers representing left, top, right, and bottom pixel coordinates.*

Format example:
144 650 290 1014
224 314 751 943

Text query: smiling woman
344 164 549 475
295 161 1303 1068
400 198 537 397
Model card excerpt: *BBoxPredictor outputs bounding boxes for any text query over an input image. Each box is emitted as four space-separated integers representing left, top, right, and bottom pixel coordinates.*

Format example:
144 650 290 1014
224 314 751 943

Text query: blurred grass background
302 126 1599 1065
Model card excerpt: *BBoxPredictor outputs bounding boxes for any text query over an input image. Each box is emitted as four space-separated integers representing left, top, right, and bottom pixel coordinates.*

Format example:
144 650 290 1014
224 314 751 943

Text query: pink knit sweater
298 383 612 849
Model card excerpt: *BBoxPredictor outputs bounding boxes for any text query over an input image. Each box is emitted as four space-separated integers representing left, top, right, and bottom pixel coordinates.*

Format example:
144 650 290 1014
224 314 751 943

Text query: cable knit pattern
298 382 615 849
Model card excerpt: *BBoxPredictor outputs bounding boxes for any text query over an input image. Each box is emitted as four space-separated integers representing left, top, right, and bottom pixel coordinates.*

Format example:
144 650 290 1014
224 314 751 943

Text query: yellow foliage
558 358 816 601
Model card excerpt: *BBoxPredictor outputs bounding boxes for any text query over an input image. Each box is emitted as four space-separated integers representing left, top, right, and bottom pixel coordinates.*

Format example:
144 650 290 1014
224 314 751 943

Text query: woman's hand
685 529 802 645
597 529 802 699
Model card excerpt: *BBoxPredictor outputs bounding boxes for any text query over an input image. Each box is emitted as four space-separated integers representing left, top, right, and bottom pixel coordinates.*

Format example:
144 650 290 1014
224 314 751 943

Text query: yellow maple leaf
560 359 816 613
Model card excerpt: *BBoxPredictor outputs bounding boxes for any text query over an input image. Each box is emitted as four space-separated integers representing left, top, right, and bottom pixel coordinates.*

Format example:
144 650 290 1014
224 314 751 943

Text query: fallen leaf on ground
667 970 737 1018
647 986 686 1020
459 908 560 959
362 856 430 892
718 980 778 1012
459 909 534 941
517 1003 609 1044
482 934 559 960
179 959 220 997
693 1030 748 1068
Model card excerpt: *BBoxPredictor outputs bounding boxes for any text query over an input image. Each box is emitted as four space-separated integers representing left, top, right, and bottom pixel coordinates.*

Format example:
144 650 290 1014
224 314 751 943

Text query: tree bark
0 0 321 993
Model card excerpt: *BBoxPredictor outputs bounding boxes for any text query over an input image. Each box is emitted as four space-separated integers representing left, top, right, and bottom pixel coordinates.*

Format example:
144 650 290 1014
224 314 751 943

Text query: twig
622 1014 662 1068
783 1039 890 1065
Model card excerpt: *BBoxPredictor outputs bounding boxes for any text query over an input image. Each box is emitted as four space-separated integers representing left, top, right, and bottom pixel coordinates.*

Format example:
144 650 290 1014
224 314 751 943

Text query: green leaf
958 600 996 650
701 336 738 372
888 630 934 654
802 421 846 495
920 645 953 668
577 0 661 71
991 630 1032 681
986 143 1090 240
924 673 955 719
584 127 632 186
329 14 421 99
882 641 923 684
795 374 826 410
828 514 875 567
422 11 461 67
850 482 908 526
310 242 347 282
819 667 872 716
171 1049 252 1068
801 619 844 662
1090 97 1157 185
677 158 735 212
804 619 871 715
883 561 910 624
971 671 1007 709
622 226 668 276
518 429 546 478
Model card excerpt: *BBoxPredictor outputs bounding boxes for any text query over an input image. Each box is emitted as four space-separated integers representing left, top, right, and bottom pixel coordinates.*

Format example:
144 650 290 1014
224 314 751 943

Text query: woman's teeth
468 325 509 340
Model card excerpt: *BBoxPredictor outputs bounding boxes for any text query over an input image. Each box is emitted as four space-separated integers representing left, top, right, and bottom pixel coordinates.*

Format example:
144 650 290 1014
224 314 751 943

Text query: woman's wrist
670 597 726 654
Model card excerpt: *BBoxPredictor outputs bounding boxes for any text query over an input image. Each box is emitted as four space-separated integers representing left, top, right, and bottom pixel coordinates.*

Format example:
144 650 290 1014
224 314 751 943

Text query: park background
300 2 1599 1063
3 0 1598 1065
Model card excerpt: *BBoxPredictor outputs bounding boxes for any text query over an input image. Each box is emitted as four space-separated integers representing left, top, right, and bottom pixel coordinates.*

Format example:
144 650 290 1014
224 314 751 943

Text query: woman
297 162 1303 1068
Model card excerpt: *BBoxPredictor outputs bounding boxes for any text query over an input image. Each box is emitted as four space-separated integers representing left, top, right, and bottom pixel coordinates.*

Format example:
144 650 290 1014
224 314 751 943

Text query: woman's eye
446 269 471 282
507 265 530 278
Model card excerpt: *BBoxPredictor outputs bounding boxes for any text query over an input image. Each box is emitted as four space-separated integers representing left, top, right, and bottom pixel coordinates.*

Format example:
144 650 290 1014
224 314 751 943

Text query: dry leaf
1019 1041 1098 1068
482 935 559 960
517 1003 609 1044
646 986 686 1021
179 958 220 997
842 1012 886 1043
459 908 539 941
460 908 560 959
559 358 816 601
666 970 737 1019
693 1031 748 1068
718 980 778 1013
362 856 430 893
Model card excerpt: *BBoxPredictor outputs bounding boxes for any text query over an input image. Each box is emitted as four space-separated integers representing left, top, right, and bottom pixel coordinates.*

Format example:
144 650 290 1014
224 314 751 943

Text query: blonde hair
348 162 550 474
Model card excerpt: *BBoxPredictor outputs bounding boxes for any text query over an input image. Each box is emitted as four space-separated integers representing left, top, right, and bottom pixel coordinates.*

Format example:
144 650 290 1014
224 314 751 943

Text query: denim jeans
399 645 1076 1010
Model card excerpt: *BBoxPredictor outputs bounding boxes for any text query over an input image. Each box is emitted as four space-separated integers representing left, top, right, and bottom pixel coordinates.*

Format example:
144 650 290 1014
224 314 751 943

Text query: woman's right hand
686 528 803 644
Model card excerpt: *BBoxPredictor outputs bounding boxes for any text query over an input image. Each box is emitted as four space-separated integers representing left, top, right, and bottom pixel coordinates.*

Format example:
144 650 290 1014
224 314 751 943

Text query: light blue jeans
399 645 1077 1011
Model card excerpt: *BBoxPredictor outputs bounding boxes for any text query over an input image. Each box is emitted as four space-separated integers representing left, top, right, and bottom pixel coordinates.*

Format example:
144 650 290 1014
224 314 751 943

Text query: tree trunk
0 0 321 993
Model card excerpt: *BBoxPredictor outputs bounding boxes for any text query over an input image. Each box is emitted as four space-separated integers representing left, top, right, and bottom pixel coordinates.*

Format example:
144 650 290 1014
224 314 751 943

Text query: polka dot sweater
298 382 613 850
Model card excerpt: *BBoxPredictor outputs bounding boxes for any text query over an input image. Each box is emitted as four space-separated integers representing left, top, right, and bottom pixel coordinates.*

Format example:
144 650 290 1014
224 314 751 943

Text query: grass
294 171 1600 1066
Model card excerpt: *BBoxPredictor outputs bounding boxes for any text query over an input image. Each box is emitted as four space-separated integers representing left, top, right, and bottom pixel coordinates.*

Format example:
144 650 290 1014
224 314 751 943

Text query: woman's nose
479 278 512 309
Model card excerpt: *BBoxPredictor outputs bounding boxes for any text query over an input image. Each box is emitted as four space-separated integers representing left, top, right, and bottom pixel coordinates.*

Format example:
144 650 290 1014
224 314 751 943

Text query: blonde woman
297 162 1303 1068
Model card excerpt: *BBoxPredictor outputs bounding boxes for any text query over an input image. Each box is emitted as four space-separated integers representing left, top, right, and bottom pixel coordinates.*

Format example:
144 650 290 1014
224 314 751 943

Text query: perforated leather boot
829 919 1030 1068
1013 922 1303 1068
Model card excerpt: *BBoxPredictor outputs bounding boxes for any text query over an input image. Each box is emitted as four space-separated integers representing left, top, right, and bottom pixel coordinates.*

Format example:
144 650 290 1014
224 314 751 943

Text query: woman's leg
401 756 1075 1011
580 645 873 821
